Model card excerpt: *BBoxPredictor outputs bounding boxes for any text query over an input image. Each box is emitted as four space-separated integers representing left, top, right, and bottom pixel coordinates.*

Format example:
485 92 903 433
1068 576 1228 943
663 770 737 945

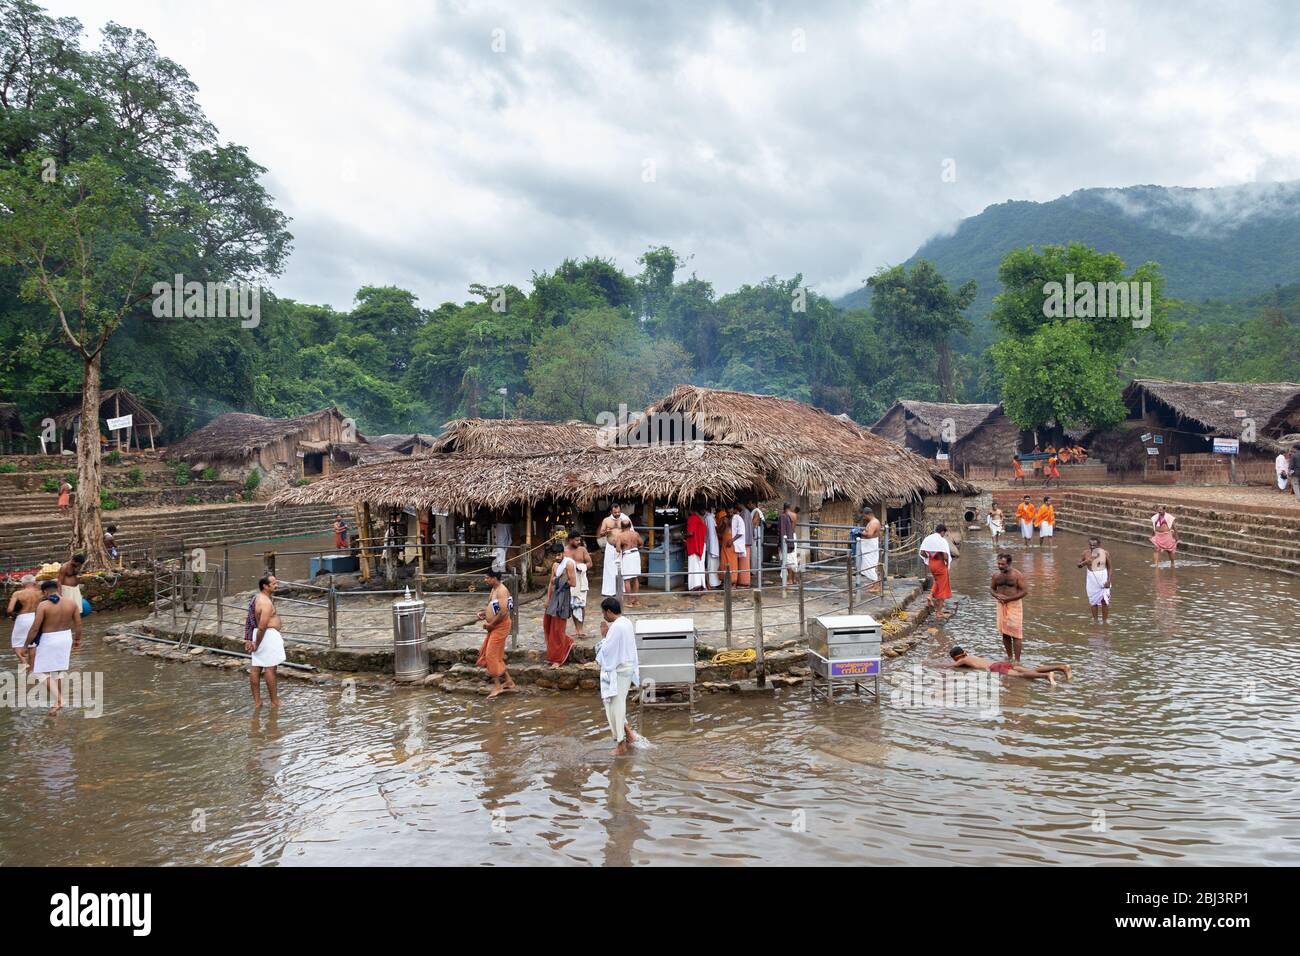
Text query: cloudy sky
52 0 1300 310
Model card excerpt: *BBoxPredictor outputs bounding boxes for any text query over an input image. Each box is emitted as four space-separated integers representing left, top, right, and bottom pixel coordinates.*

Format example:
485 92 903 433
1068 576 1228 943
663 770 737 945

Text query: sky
48 0 1300 311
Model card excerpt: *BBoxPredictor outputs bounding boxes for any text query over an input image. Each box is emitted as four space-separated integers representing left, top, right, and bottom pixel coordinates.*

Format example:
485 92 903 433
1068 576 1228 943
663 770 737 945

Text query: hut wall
872 407 908 443
919 491 992 547
953 414 1022 471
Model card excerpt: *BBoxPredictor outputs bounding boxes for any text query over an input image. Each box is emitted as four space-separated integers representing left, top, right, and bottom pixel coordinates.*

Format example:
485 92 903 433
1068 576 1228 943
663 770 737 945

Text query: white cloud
50 0 1300 308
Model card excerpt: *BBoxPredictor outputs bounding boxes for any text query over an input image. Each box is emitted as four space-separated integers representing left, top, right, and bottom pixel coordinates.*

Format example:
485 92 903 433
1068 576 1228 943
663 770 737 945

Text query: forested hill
837 181 1300 345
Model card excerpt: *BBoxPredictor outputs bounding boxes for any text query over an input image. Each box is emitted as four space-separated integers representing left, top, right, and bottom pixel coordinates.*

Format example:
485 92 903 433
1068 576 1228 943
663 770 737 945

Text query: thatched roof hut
872 401 1000 448
52 388 162 449
330 442 406 467
635 386 939 504
429 418 600 455
272 442 776 514
368 433 438 455
167 407 351 471
1122 379 1300 455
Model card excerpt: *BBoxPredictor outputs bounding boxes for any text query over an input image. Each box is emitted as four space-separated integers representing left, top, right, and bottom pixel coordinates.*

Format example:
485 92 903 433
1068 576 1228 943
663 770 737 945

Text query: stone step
1056 514 1300 562
1059 496 1300 536
1054 518 1300 575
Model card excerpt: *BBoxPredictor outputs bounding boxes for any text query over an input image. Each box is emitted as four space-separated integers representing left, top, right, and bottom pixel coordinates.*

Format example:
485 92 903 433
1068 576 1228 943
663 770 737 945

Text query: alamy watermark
151 273 260 328
887 664 1001 715
1 667 104 717
596 403 706 450
1042 274 1151 328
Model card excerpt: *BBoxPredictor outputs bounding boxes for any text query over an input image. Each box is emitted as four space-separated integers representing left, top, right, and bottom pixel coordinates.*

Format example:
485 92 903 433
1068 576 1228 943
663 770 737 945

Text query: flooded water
2 530 1298 866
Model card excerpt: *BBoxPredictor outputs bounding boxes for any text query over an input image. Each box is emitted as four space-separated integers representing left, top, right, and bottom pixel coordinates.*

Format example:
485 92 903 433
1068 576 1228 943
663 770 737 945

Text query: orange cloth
928 555 951 599
543 613 573 666
476 618 510 677
57 490 70 507
1012 459 1026 478
735 550 750 587
1015 503 1036 523
997 599 1023 639
1033 504 1055 527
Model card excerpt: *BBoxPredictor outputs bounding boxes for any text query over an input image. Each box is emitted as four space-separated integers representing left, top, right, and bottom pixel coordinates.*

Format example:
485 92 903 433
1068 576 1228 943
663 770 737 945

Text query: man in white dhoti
685 509 708 591
704 507 721 589
25 580 80 715
491 519 512 573
616 516 643 606
596 597 640 756
57 554 85 613
7 574 40 668
1077 536 1112 623
1280 451 1294 493
565 531 591 637
599 505 623 596
244 574 286 708
857 509 882 593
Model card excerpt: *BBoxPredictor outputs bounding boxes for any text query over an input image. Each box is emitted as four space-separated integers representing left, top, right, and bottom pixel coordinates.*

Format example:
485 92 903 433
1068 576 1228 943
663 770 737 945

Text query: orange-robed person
1015 497 1036 545
1033 497 1056 546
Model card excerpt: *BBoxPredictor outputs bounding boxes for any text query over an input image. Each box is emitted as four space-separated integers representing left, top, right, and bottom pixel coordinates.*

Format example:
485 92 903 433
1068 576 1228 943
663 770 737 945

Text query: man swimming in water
947 646 1071 686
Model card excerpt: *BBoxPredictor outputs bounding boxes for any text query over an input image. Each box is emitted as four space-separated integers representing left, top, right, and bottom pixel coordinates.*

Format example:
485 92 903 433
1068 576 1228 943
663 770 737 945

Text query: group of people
681 502 773 591
6 555 87 713
984 495 1057 548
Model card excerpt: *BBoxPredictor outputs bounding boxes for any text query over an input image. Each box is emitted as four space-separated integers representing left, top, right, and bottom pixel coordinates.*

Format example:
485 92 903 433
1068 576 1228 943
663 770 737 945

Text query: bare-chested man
947 645 1071 686
57 554 85 612
8 574 42 668
244 574 286 708
598 504 624 598
1077 536 1112 623
25 579 81 713
615 516 643 607
990 553 1028 662
857 509 882 594
565 530 592 637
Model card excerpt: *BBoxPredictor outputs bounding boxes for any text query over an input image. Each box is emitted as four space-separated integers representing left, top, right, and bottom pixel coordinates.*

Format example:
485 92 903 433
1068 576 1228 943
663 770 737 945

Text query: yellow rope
710 648 757 665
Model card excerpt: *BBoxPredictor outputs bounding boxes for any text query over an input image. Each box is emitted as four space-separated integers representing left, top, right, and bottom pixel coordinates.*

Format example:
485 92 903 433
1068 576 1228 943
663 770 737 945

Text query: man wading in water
1077 536 1112 624
990 553 1028 661
947 646 1071 686
476 568 515 698
8 574 41 669
25 580 81 714
245 574 286 708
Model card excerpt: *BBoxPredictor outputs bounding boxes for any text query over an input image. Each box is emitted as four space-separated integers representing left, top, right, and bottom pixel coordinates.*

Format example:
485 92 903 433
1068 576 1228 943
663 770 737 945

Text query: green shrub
105 450 122 466
184 494 201 505
127 466 143 486
243 469 261 494
291 478 310 487
41 476 59 493
100 490 121 510
173 461 190 486
200 466 218 481
0 462 16 474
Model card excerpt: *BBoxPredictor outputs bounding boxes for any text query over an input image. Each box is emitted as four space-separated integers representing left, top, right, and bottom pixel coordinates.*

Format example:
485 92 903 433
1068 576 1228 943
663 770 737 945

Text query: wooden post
723 564 733 647
148 425 155 451
753 589 766 687
847 550 856 612
114 393 121 453
882 525 890 589
359 503 373 582
646 498 655 549
524 502 533 592
327 576 338 649
797 571 806 638
662 523 672 592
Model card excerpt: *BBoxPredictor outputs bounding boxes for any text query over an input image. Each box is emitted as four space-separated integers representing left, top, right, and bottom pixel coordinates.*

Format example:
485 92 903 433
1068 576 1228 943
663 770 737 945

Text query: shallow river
2 531 1298 866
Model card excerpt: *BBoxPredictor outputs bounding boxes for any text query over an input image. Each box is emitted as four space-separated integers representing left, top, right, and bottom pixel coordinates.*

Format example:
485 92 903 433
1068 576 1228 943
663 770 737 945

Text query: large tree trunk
71 355 110 568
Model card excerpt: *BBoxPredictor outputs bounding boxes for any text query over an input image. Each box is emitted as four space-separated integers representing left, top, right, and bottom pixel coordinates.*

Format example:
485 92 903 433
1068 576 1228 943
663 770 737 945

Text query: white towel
1085 569 1111 606
11 611 34 648
251 627 286 668
32 628 72 674
601 542 619 596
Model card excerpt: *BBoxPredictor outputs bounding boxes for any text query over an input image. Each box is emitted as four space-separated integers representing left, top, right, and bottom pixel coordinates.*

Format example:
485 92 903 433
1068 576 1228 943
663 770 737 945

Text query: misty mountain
837 181 1300 346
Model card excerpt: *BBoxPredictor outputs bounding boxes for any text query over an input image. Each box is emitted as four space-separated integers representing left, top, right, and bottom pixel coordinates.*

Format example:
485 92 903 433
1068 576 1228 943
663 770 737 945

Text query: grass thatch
1126 379 1300 450
429 417 600 455
331 442 405 466
167 407 345 462
872 400 1001 442
271 442 777 513
635 385 939 503
52 388 161 431
367 433 437 453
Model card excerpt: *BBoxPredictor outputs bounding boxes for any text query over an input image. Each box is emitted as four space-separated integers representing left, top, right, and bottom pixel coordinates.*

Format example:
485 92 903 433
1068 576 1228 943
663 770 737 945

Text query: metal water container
392 587 428 682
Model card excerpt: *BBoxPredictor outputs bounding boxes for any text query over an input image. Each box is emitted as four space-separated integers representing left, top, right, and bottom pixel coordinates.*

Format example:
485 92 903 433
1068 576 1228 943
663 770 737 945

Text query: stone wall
2 568 154 613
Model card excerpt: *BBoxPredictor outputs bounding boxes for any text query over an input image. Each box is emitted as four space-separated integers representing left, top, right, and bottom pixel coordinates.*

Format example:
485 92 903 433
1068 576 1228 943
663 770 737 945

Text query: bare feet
1062 665 1072 680
611 741 629 756
487 685 503 699
1047 672 1057 687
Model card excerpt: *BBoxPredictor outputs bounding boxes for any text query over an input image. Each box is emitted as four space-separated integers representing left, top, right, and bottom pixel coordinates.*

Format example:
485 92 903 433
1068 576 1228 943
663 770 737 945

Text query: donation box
634 617 697 686
806 613 882 680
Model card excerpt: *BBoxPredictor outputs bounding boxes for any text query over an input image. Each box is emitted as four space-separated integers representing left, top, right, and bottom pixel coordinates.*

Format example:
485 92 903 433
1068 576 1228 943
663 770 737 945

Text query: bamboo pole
753 589 766 687
359 502 372 582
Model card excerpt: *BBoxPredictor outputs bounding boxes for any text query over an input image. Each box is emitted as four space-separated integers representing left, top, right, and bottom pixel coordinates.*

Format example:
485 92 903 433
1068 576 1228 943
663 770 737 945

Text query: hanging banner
1212 438 1240 455
106 414 133 432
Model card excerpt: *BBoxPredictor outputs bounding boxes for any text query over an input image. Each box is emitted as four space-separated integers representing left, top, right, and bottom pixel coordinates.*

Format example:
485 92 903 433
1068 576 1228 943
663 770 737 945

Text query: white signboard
1233 409 1247 418
935 453 950 461
1212 437 1240 455
1140 432 1153 442
106 414 133 432
1146 447 1160 456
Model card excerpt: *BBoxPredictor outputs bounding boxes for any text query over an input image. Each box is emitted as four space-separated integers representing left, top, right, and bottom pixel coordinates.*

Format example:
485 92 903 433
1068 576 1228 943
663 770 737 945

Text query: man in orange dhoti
918 524 953 621
730 505 750 587
476 568 515 698
718 509 738 586
990 553 1028 661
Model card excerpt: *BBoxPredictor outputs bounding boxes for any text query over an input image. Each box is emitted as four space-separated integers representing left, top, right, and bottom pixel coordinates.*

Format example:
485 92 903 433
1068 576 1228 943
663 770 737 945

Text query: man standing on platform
779 503 800 588
599 504 623 597
990 553 1029 661
857 509 882 594
685 507 708 591
730 505 750 587
704 505 721 589
476 567 516 698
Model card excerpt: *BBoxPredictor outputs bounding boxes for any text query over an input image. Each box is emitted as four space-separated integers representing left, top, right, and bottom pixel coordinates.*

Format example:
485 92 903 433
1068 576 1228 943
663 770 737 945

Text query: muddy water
2 530 1297 866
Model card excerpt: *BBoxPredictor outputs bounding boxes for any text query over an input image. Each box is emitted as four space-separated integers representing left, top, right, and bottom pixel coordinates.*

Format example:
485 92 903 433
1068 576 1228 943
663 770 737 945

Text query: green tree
867 260 976 401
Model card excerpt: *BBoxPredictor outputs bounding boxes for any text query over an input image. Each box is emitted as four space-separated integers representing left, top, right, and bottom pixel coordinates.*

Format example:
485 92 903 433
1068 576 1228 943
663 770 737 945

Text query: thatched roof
368 433 437 453
271 442 777 513
873 400 1001 441
0 403 23 434
429 418 600 455
52 388 161 430
167 407 345 462
1125 379 1300 450
635 385 941 503
331 442 405 466
928 462 982 496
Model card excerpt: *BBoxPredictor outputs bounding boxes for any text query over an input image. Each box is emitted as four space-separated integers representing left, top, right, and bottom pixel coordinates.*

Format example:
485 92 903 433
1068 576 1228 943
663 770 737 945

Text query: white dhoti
491 548 507 573
1020 520 1033 540
251 627 286 668
621 549 641 583
1279 472 1290 491
857 537 880 583
32 628 72 674
1038 521 1054 538
1085 569 1111 606
687 552 706 590
706 553 720 589
61 584 83 609
11 611 35 648
601 543 619 596
987 516 1003 536
602 662 635 742
572 564 589 621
